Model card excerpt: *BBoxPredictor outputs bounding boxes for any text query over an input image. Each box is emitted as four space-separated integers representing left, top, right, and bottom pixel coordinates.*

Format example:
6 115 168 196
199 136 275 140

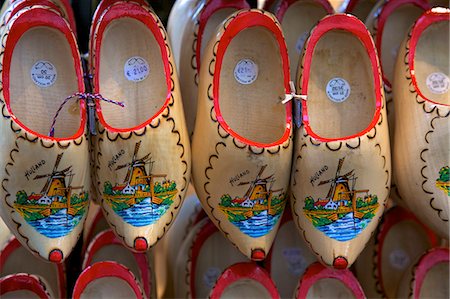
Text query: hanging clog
290 13 390 269
0 273 54 299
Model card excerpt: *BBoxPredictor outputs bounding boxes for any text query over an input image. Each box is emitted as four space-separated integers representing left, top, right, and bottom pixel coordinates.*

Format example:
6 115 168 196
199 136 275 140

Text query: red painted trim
0 274 50 298
295 262 365 299
210 262 280 299
275 0 333 22
89 0 148 53
345 0 358 13
2 0 62 24
376 206 439 296
408 8 450 107
375 0 429 88
82 208 105 255
82 229 151 297
195 0 250 72
0 237 65 298
413 247 450 299
300 14 382 142
73 261 144 299
1 7 86 142
213 10 292 148
193 209 208 225
189 220 218 298
93 1 172 133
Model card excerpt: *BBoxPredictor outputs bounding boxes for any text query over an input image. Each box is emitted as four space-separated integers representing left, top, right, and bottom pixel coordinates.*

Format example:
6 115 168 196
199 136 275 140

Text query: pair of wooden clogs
0 0 191 263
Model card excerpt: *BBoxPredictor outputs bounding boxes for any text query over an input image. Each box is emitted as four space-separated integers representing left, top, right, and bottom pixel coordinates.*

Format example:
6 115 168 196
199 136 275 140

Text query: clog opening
305 278 356 299
380 4 424 84
98 17 167 129
419 262 449 298
220 279 272 299
414 20 449 105
281 1 329 79
1 244 59 297
307 29 376 139
193 229 247 298
79 277 137 299
2 289 41 299
9 27 80 138
219 26 286 144
380 220 431 298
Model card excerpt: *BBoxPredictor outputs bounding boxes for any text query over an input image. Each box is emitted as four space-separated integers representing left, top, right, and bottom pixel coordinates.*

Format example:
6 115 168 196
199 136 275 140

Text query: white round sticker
389 249 410 270
31 61 57 88
326 77 351 102
295 32 308 54
234 59 258 85
426 72 449 94
124 56 150 82
203 267 221 288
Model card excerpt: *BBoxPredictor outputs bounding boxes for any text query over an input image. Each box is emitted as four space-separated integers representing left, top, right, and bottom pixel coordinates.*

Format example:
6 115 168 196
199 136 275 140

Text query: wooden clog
174 218 248 298
294 262 365 298
179 0 250 135
396 247 449 298
192 9 293 261
82 229 152 297
209 262 280 299
167 0 203 67
0 217 12 247
1 237 65 297
90 0 191 252
393 8 450 239
0 273 54 299
345 0 379 20
354 206 439 298
290 13 390 269
72 261 145 299
81 202 109 254
0 5 89 262
273 0 333 80
429 0 450 8
265 207 318 299
365 0 429 148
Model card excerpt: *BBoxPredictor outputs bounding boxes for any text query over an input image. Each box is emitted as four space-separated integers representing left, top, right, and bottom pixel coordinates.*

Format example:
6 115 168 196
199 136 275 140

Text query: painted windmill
238 165 282 207
115 141 166 192
34 153 73 199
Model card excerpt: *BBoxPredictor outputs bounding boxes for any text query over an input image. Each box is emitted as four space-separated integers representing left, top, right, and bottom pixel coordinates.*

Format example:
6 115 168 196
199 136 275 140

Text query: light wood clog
179 0 250 135
393 8 450 239
354 206 439 298
1 237 65 297
81 202 109 254
0 273 54 299
192 9 293 261
294 262 365 299
0 5 89 262
72 261 145 299
82 229 152 298
265 207 318 299
209 262 280 299
90 0 191 252
396 247 449 298
273 0 333 80
291 13 390 269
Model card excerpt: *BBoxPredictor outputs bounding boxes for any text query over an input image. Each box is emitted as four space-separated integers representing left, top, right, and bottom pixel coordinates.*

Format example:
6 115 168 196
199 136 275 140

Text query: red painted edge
345 0 359 13
3 0 62 24
375 0 429 88
1 7 86 142
408 8 450 107
93 1 173 133
300 14 382 142
413 247 450 299
276 0 333 22
82 229 151 297
210 262 280 299
376 206 439 296
59 0 77 34
0 274 50 298
295 262 365 299
89 0 148 53
189 219 218 298
213 10 292 148
72 261 144 299
0 237 66 298
195 0 250 72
